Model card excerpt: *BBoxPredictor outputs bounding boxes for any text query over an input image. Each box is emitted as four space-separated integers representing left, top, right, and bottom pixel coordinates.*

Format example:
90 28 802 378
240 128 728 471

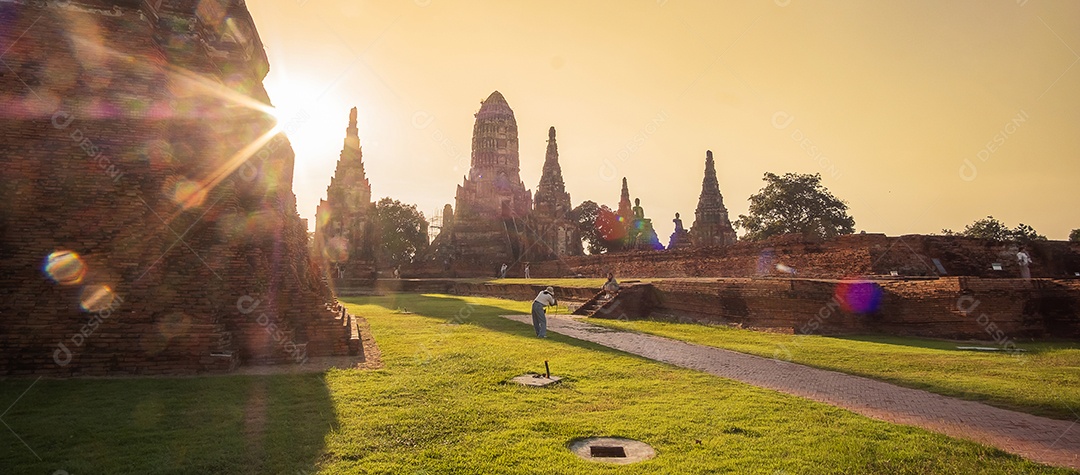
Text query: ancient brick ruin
313 107 377 281
533 233 1080 280
423 91 583 276
527 234 1080 340
0 0 357 376
689 150 737 248
531 127 583 258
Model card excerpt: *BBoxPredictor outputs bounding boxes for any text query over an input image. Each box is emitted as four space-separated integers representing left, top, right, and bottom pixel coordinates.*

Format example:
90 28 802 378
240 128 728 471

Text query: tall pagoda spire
313 107 376 278
327 107 370 205
344 106 360 150
533 126 571 218
455 90 531 219
617 177 634 225
690 150 737 247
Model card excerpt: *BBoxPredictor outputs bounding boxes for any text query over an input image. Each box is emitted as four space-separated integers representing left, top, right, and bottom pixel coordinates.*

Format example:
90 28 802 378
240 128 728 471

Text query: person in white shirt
532 287 557 338
1017 248 1032 280
602 273 619 298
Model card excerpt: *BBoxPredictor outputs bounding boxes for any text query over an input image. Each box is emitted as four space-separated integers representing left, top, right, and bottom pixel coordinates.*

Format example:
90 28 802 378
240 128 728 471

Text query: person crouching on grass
532 286 557 338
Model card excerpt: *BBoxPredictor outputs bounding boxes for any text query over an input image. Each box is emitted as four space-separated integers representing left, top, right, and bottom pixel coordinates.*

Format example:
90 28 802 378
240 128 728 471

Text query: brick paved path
500 314 1080 470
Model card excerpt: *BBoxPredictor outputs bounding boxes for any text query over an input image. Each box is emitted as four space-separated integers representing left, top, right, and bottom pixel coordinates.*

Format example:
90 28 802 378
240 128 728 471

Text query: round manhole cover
569 437 655 464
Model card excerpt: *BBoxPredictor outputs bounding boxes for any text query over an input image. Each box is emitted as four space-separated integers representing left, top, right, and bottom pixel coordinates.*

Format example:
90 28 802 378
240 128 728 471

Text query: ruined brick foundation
0 1 356 376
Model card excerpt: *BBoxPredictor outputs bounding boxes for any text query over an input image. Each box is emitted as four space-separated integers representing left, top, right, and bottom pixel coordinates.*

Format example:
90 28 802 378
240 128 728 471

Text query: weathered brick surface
530 234 1080 280
0 1 350 376
610 277 1080 340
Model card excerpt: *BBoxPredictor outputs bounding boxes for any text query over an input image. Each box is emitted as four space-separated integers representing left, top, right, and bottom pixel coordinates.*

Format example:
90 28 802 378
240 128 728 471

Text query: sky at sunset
246 1 1080 241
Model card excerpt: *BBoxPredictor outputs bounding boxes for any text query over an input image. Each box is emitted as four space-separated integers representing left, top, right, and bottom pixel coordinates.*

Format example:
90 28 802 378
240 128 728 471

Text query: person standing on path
500 263 508 278
1017 247 1032 280
524 262 531 279
532 286 557 338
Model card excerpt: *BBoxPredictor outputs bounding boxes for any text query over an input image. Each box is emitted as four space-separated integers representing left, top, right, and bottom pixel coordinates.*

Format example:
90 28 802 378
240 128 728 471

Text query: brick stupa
429 91 533 274
314 107 377 281
530 126 582 257
690 150 738 247
0 0 355 375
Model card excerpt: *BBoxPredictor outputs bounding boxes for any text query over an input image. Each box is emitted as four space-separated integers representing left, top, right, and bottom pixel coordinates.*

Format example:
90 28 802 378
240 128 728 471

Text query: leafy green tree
1009 223 1046 243
1070 229 1080 242
374 198 428 268
950 216 1046 242
735 172 855 241
570 200 627 254
957 216 1011 241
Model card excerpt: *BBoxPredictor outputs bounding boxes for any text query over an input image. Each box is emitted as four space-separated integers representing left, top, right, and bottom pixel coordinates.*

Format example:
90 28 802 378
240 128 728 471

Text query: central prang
456 90 532 220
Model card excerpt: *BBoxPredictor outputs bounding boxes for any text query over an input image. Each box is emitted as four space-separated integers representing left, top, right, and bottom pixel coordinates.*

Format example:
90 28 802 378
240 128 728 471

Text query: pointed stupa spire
344 107 360 151
327 107 370 203
698 150 721 205
617 177 634 224
534 126 571 217
690 150 736 247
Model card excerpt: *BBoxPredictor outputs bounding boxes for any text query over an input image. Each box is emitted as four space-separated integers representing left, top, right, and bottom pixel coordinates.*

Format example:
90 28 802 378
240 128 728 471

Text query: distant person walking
524 262 531 279
500 263 508 278
532 286 557 338
1017 247 1032 280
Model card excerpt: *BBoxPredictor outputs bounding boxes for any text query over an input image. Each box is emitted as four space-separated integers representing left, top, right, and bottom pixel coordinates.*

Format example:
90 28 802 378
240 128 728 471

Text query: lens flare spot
834 279 883 314
80 285 116 313
323 236 350 263
44 250 86 285
158 312 192 339
172 179 208 209
776 263 796 275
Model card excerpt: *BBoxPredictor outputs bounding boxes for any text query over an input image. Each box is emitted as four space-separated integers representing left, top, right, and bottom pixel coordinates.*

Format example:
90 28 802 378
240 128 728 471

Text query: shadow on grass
344 292 646 360
0 373 335 474
830 334 1080 354
828 334 992 351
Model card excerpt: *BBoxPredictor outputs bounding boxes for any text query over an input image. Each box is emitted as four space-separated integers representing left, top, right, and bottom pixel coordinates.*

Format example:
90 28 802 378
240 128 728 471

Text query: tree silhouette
735 172 854 241
375 198 428 268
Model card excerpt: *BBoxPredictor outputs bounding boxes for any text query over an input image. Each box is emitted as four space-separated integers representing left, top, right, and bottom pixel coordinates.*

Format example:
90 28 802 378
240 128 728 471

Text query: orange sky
247 1 1080 241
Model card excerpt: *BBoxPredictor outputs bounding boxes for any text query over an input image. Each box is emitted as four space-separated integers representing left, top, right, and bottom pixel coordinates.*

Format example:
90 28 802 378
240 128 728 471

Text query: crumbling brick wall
630 277 1080 340
0 1 350 376
529 234 1080 280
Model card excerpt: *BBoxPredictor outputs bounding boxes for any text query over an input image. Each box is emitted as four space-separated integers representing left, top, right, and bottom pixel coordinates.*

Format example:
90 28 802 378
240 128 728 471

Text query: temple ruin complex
423 91 582 276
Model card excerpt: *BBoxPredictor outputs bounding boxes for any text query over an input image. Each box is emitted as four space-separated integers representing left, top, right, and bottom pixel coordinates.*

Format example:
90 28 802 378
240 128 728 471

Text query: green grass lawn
1 293 1075 474
475 277 608 288
585 317 1080 421
471 277 657 288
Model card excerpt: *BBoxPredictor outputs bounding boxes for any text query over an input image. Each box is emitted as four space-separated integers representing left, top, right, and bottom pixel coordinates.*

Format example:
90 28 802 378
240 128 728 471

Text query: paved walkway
500 314 1080 470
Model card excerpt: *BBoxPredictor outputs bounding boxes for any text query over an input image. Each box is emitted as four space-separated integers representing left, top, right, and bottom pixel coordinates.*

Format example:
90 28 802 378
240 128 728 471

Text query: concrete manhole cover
569 437 655 464
510 374 562 387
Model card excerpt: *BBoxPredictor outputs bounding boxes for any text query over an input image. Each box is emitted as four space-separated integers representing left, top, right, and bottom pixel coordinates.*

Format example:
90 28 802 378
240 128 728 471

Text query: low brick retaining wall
624 277 1080 340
